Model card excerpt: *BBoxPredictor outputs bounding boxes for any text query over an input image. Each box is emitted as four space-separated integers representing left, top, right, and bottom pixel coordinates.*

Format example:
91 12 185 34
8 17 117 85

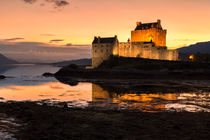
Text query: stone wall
92 42 118 68
131 28 167 47
118 42 179 61
118 42 154 58
92 41 179 68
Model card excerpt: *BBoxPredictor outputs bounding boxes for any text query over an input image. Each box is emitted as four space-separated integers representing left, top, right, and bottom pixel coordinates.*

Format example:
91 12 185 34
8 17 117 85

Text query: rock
42 103 48 106
55 77 79 86
42 73 54 77
63 103 68 109
0 75 6 79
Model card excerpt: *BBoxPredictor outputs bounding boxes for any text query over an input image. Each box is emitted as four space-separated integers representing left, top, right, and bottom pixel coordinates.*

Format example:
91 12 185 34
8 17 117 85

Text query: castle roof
92 37 117 44
135 22 162 30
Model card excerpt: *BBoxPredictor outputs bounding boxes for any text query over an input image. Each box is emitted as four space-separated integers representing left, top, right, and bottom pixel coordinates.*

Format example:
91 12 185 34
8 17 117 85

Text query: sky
0 0 210 62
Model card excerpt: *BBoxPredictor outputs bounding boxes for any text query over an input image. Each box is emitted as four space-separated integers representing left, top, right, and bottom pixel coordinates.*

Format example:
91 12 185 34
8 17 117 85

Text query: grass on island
96 56 210 70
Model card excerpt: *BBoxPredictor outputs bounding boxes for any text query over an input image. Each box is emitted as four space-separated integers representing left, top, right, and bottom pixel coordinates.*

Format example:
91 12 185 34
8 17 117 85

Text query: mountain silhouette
178 41 210 54
0 53 18 65
53 58 92 67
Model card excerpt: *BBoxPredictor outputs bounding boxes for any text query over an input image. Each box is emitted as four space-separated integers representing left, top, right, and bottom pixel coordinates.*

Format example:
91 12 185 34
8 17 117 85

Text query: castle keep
131 19 166 47
92 20 179 68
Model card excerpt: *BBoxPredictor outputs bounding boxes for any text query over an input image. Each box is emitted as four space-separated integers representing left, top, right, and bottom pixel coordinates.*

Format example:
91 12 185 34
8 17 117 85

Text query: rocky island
55 56 210 81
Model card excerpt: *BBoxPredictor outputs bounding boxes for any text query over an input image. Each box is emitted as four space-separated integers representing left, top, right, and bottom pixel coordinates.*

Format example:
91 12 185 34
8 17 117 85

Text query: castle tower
131 19 167 47
92 36 119 68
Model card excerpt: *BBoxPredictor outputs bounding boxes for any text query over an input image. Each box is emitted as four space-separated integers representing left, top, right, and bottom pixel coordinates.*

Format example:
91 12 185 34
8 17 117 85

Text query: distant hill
0 53 18 65
53 58 92 67
178 41 210 54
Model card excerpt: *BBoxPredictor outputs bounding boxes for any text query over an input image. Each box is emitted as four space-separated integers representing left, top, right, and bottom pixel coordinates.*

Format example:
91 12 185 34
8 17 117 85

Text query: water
0 113 20 140
0 65 209 112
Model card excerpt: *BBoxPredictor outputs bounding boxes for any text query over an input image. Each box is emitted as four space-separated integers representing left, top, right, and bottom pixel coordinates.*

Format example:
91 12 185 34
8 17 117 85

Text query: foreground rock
42 72 54 77
0 102 209 139
0 75 6 79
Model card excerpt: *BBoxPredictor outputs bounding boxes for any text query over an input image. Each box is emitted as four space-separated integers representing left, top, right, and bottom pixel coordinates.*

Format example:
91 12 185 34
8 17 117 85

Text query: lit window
189 54 194 61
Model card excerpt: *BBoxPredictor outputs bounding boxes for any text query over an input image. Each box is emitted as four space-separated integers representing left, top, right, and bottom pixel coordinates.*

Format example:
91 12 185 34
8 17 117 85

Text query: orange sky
0 0 210 49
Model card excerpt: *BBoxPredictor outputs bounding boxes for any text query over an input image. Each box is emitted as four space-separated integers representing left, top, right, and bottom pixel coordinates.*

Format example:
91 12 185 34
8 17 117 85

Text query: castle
91 20 179 68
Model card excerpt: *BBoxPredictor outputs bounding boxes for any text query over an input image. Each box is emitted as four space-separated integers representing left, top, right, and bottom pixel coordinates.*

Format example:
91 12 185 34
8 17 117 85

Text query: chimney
136 22 142 26
157 19 161 25
98 37 100 44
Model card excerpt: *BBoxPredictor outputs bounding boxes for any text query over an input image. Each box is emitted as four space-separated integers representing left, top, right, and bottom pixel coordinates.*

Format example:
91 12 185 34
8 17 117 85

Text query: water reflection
0 64 59 77
0 82 92 107
91 84 210 112
0 81 209 112
0 64 209 112
0 65 59 86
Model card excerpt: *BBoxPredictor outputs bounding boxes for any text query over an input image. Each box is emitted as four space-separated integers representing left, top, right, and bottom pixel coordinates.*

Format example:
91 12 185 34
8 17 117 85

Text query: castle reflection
91 84 179 112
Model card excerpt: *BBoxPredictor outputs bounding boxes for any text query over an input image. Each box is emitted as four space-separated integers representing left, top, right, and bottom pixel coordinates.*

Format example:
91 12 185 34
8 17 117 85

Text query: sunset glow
0 82 92 102
0 0 209 49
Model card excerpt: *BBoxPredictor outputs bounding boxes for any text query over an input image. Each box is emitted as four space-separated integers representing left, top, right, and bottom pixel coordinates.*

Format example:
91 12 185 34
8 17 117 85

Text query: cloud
46 0 69 7
23 0 37 4
4 38 24 42
0 40 91 63
22 0 70 8
50 39 64 43
66 43 72 46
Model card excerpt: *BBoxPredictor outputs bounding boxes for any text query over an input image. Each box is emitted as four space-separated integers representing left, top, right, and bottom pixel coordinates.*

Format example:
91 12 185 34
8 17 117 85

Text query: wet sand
0 102 209 140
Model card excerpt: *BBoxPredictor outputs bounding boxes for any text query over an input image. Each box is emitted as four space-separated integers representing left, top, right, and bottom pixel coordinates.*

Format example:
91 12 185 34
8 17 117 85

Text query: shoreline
0 102 209 139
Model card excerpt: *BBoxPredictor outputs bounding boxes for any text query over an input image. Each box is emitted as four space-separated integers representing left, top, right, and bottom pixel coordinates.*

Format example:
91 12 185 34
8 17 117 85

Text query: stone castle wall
118 42 178 61
118 42 155 58
131 28 167 47
92 42 118 68
92 41 179 68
